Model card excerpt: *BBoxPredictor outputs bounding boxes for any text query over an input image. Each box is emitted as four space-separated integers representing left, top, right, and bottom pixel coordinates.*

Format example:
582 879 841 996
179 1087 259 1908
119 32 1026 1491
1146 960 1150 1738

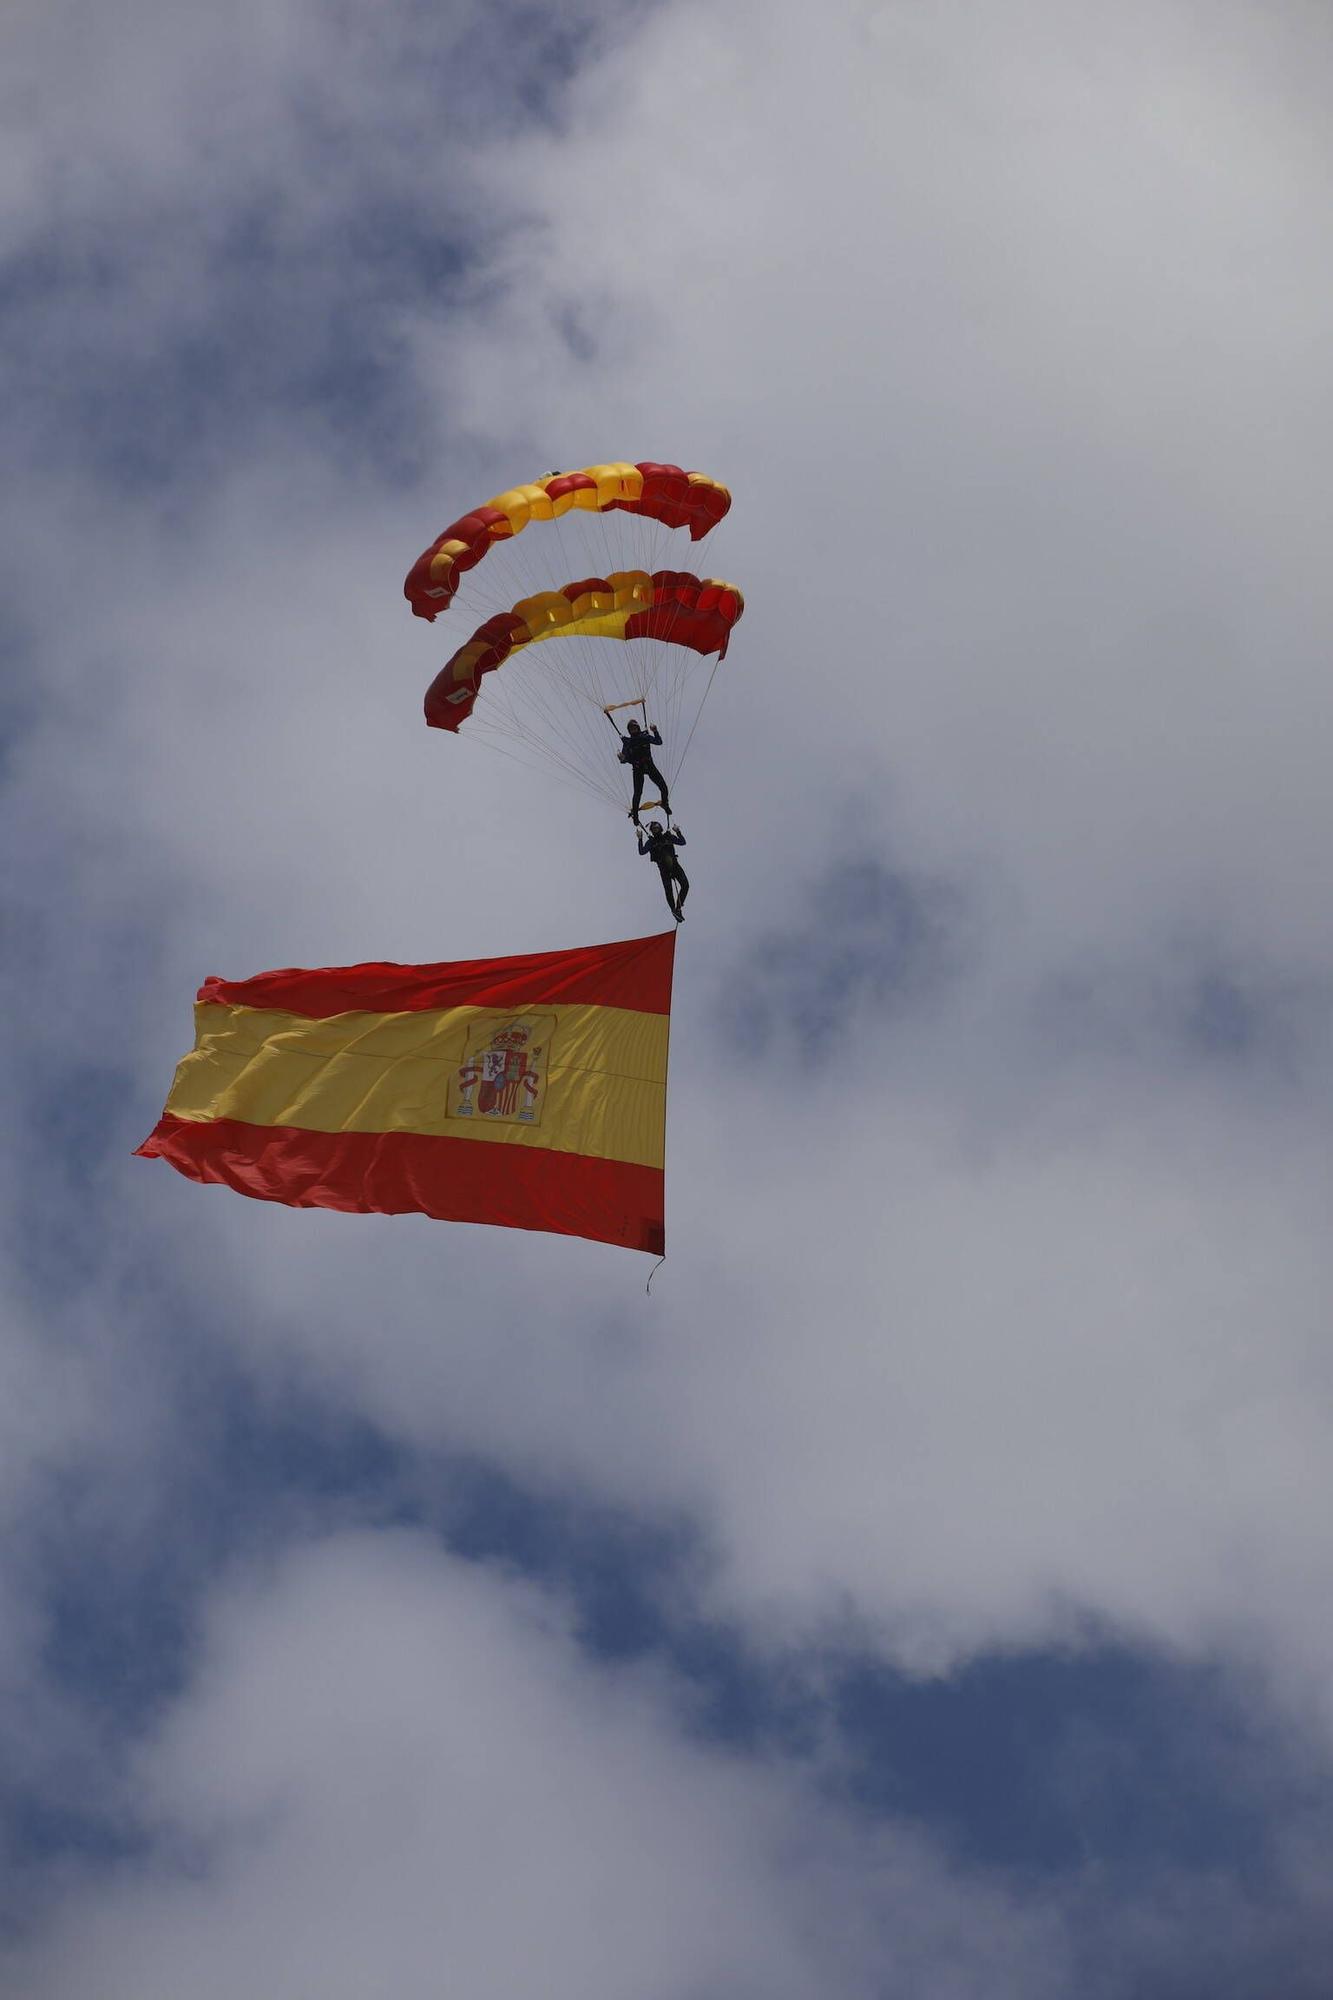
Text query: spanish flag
136 932 675 1254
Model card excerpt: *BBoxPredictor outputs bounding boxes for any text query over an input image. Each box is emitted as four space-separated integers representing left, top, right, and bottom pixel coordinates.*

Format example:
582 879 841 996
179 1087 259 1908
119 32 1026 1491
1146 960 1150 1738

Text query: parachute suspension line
673 652 722 786
652 506 727 801
552 499 648 798
452 506 632 791
570 495 671 812
471 635 630 805
455 522 641 805
639 524 719 799
451 724 610 807
645 1254 666 1296
585 498 719 758
631 582 688 803
549 495 657 739
483 677 620 800
477 653 599 778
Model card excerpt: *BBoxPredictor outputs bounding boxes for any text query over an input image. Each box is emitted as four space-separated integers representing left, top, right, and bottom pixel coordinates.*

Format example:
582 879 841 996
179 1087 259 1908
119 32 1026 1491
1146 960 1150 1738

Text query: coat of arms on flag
450 1014 555 1125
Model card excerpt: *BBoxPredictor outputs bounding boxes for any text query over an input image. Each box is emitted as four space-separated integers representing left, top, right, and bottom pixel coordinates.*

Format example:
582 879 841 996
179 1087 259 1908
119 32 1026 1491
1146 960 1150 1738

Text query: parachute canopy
404 461 731 620
406 456 738 813
424 570 744 733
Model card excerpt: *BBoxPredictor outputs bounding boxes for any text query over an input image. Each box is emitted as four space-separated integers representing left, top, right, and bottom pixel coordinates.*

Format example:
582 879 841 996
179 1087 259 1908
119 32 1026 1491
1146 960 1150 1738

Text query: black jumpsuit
639 825 688 919
619 726 671 821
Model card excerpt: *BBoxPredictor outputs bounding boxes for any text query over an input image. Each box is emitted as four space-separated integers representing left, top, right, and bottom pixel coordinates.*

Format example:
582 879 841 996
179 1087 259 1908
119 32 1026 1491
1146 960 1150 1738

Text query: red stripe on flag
196 931 676 1020
136 1115 666 1255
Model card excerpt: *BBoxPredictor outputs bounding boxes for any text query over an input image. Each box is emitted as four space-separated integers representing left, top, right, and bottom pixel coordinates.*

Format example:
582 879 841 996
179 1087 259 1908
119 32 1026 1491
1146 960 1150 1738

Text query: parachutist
638 820 688 922
618 718 671 823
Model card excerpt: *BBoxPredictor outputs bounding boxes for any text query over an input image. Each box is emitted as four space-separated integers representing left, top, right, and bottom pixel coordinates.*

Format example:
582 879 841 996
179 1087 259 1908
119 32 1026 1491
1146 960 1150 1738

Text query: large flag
136 931 676 1253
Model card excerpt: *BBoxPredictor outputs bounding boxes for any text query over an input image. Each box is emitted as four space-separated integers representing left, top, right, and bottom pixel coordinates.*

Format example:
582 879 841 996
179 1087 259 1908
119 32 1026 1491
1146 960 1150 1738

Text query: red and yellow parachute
405 462 731 620
425 570 743 731
405 459 738 812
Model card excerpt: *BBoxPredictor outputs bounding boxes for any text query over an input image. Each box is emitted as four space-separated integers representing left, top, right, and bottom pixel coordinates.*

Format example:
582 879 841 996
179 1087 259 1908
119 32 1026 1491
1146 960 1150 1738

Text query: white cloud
72 0 1331 1694
5 0 1333 1989
4 1533 1071 1999
405 0 1333 965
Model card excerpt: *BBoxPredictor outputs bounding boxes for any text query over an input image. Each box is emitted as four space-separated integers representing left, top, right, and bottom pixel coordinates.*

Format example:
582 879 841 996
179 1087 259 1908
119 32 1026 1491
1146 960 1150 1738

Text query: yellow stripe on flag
161 1000 669 1170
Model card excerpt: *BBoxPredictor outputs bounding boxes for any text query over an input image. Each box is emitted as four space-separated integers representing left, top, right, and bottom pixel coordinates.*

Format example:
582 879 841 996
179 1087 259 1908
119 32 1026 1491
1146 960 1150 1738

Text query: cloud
360 0 1333 1673
3 1533 1073 1999
4 0 1333 1992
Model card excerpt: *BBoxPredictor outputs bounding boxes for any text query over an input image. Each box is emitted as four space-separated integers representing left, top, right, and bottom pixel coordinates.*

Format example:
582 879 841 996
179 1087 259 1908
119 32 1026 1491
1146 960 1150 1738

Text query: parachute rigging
406 462 738 813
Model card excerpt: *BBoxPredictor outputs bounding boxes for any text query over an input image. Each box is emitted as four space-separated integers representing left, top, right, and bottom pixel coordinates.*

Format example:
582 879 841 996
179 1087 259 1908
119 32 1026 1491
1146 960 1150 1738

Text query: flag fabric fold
137 931 675 1254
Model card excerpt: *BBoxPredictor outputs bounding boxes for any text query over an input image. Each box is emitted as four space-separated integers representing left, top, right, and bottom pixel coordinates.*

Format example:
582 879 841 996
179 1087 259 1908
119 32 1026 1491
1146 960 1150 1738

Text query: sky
3 0 1333 1992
